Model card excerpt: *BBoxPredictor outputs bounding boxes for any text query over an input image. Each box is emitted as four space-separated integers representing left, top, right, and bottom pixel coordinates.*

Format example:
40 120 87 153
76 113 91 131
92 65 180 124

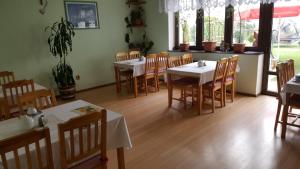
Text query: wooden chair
115 52 129 62
203 58 228 113
129 51 140 60
223 55 239 106
58 110 107 169
18 89 57 115
0 71 15 85
274 62 300 131
142 54 158 95
168 56 182 68
0 127 54 169
181 53 193 65
115 52 133 94
156 52 169 90
286 59 295 81
0 98 9 120
2 79 35 116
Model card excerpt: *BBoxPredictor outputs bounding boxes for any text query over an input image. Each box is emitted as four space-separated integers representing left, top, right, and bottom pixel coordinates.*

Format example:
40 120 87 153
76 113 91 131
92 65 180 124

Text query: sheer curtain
158 0 295 13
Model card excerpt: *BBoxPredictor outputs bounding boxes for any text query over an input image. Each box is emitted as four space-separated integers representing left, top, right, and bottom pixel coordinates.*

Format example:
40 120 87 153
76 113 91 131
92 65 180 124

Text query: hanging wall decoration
64 1 100 29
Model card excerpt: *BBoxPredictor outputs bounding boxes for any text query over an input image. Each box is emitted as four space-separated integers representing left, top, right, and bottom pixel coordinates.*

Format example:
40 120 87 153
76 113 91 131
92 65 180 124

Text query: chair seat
70 155 107 169
225 77 234 83
203 81 222 90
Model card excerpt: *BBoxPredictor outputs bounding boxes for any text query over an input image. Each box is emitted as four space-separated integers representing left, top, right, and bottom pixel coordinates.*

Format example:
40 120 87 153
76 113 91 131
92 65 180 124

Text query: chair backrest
129 51 140 59
115 52 129 62
168 56 182 68
58 110 107 169
2 79 35 112
213 58 228 84
0 127 54 169
181 53 193 65
35 89 57 109
224 55 239 80
276 62 288 96
0 99 9 120
18 89 57 115
157 53 169 71
145 54 157 74
286 59 295 80
0 71 15 85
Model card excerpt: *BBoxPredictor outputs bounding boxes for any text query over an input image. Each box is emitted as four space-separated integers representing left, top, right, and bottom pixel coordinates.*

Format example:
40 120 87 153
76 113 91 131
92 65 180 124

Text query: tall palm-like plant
45 17 75 88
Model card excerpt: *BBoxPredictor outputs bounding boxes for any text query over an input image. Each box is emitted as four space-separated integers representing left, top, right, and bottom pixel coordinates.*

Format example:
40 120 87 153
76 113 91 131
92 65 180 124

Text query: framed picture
64 1 100 29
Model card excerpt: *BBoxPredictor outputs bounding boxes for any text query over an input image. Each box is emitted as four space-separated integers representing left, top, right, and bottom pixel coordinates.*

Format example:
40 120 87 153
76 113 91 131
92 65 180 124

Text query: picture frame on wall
64 1 100 29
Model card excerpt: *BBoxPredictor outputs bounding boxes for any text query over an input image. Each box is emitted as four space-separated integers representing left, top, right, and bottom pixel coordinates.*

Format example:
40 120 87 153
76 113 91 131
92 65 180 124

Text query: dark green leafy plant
45 17 76 88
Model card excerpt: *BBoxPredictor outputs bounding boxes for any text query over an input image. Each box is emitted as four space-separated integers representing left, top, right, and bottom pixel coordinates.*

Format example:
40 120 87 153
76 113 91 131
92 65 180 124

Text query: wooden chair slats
181 53 193 65
286 59 295 81
0 98 9 120
2 79 35 116
0 71 15 85
143 54 159 95
168 56 182 68
129 51 140 60
58 110 107 169
115 52 129 62
0 128 54 169
203 58 228 113
223 55 239 105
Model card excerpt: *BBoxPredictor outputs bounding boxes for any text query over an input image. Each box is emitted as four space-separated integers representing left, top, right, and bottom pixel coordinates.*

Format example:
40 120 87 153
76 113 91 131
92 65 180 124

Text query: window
232 3 260 46
204 7 225 45
178 10 197 46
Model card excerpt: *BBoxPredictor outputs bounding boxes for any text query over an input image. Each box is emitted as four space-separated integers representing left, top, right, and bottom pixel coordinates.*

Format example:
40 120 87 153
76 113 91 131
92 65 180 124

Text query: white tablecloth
0 100 132 169
167 61 217 85
114 59 145 77
281 79 300 105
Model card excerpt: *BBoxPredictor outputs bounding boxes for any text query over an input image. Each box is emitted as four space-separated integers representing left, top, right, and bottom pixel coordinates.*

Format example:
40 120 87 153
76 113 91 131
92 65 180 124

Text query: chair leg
223 85 227 107
231 82 235 102
126 76 131 94
274 101 282 131
183 89 187 110
212 90 215 113
145 78 148 95
155 76 159 92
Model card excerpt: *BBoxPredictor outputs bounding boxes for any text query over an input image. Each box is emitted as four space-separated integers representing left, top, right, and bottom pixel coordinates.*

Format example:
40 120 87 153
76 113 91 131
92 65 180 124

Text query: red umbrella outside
238 5 300 20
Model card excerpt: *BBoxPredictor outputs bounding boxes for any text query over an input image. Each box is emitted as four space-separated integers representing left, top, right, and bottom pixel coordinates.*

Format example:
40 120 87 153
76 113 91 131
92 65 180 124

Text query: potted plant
233 6 246 53
202 7 217 52
180 20 190 51
45 17 76 99
130 7 144 26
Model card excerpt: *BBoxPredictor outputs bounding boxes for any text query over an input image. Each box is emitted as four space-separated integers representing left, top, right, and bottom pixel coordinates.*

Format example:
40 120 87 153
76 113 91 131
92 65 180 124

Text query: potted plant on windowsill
45 17 76 99
202 7 217 52
233 6 246 53
180 20 190 51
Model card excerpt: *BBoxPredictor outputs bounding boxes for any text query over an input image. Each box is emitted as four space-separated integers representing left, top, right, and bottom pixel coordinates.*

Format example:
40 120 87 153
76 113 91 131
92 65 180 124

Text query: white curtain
158 0 297 13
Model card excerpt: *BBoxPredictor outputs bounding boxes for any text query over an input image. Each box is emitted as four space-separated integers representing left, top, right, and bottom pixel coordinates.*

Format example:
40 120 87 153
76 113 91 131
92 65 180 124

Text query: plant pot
134 19 143 26
59 85 76 100
202 41 216 52
233 43 246 53
180 43 189 51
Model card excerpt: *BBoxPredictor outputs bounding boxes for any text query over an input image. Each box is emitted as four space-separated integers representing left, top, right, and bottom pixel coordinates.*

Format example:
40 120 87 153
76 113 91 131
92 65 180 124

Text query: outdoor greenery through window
232 3 260 46
267 0 300 92
204 7 225 45
179 10 196 46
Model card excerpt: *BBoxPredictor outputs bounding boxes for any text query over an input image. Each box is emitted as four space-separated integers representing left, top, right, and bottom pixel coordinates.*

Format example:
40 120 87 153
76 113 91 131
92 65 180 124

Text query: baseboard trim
76 82 116 93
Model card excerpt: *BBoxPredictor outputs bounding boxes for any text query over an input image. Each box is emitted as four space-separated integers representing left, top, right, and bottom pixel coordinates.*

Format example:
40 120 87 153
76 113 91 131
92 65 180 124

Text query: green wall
0 0 168 91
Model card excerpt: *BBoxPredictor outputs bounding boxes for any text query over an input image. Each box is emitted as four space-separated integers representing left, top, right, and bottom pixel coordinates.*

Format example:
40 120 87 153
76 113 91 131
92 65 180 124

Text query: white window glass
204 7 225 45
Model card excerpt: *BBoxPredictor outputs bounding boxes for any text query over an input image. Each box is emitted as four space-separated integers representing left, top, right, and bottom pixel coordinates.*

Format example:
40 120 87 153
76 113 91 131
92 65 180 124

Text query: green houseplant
45 17 76 99
233 6 246 53
202 7 217 52
180 20 190 51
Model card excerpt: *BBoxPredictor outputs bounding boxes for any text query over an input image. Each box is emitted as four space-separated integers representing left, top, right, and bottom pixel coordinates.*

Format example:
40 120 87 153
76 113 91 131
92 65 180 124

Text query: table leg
133 77 138 98
117 147 125 169
114 66 121 93
281 93 290 139
198 84 202 115
167 74 173 107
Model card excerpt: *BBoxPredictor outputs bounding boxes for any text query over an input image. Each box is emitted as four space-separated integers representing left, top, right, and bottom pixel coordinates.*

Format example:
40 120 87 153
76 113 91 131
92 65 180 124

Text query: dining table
166 61 217 114
114 58 145 97
0 100 132 169
280 79 300 138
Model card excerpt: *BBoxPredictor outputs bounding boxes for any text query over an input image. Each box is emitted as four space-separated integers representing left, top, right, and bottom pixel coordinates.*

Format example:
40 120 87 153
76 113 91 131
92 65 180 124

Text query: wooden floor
71 85 300 169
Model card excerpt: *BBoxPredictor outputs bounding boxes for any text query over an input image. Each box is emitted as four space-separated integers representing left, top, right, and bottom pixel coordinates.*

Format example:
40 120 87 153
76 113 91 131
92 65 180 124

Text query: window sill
168 50 264 56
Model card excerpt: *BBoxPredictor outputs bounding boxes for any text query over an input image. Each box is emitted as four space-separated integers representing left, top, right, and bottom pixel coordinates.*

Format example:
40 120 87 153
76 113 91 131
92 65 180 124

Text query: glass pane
232 3 260 46
267 75 278 92
270 1 300 73
179 10 197 46
204 7 225 45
